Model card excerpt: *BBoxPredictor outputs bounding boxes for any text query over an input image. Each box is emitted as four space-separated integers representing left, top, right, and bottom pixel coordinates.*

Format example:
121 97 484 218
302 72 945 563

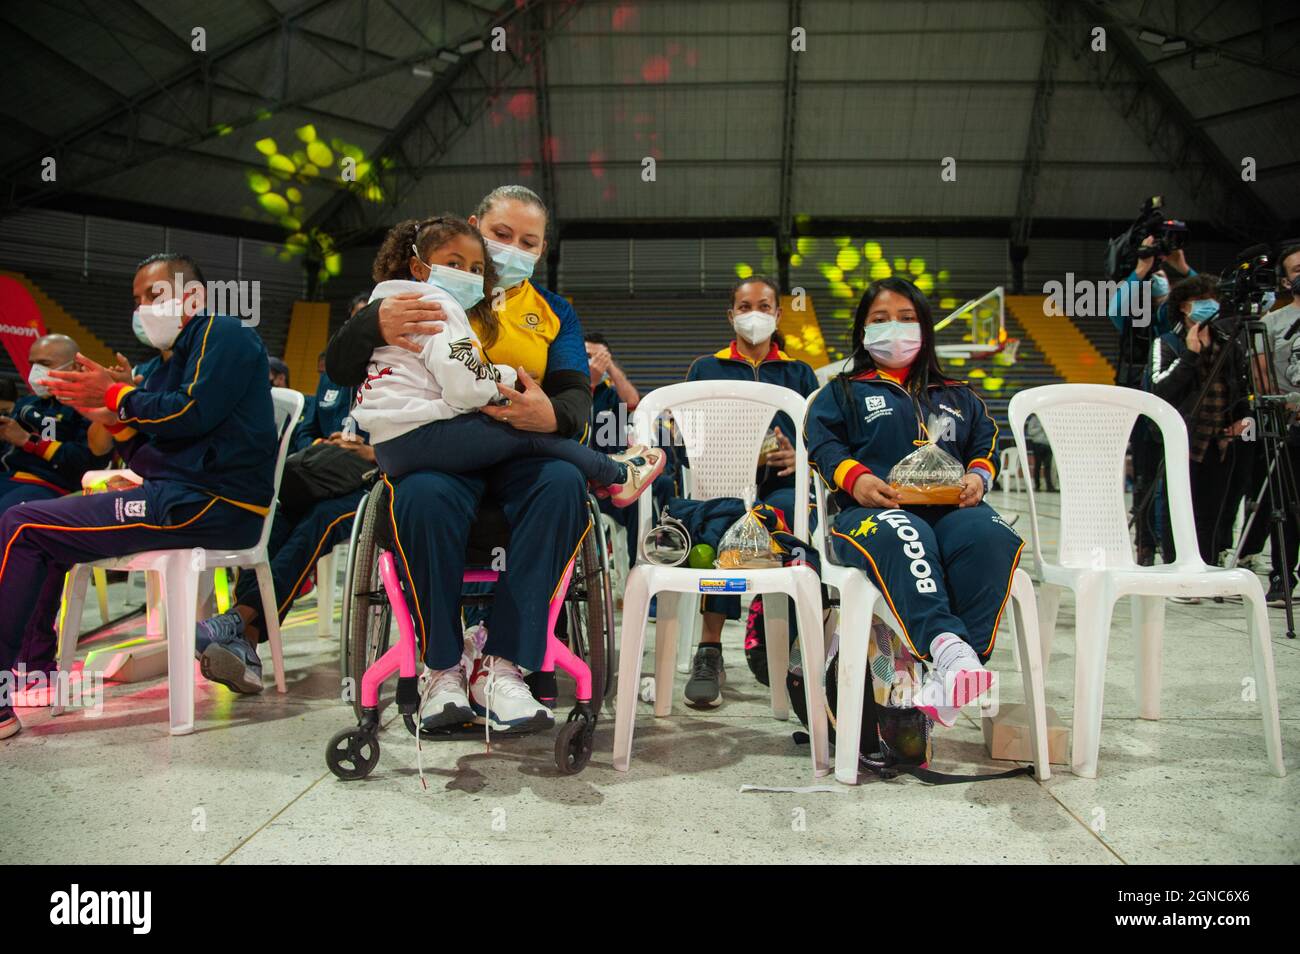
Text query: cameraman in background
1149 275 1253 582
1247 243 1300 604
1108 200 1198 565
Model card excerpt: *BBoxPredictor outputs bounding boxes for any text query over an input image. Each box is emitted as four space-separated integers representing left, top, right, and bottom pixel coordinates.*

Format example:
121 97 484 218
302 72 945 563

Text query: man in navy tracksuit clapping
0 253 276 741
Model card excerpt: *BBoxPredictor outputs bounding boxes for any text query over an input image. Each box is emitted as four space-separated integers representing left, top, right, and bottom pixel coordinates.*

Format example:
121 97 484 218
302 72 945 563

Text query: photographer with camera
1108 199 1197 565
1149 275 1253 579
1243 243 1300 604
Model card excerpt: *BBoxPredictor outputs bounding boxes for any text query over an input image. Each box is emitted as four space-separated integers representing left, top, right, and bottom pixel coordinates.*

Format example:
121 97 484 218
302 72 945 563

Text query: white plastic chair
808 426 1051 784
1008 384 1285 778
999 446 1024 493
55 387 304 735
612 380 830 778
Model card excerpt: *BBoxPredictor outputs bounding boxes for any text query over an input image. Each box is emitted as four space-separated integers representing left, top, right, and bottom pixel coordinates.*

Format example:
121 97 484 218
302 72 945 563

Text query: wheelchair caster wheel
555 717 592 775
326 727 380 780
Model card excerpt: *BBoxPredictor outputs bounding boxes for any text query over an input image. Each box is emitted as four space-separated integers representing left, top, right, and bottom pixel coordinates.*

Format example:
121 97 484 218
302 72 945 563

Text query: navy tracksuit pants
233 489 362 635
386 457 589 672
374 414 622 486
1 477 65 672
829 502 1023 662
0 482 262 674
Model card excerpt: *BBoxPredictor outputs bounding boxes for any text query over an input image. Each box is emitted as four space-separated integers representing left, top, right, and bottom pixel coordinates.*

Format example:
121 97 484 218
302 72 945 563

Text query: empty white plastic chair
1008 384 1285 778
612 380 830 777
809 445 1051 784
999 446 1024 494
55 387 304 735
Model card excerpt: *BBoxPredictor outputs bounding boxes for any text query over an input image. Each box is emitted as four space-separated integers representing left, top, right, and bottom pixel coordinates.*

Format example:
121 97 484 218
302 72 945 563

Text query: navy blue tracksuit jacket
0 314 275 674
804 368 1023 661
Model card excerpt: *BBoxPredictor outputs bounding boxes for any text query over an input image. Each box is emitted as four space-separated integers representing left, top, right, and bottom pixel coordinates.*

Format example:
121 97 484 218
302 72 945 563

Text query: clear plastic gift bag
715 488 783 569
886 414 965 505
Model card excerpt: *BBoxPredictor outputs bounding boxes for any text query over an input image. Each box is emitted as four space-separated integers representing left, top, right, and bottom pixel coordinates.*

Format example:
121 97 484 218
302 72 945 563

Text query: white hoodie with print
349 279 518 445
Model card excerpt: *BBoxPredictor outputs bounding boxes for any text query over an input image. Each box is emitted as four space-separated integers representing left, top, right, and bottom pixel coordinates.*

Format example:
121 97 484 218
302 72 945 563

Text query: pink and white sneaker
915 633 996 727
607 446 666 509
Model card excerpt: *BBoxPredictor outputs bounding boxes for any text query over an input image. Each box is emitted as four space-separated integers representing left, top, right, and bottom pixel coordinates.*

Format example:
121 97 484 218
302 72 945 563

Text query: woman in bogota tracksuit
680 276 818 707
804 277 1023 726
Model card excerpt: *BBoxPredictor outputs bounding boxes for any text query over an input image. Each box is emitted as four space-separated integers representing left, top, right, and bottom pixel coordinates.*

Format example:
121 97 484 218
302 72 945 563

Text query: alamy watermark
152 273 261 327
1043 272 1151 327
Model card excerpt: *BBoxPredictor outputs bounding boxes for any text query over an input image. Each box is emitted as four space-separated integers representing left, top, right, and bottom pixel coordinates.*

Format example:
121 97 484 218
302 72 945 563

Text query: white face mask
864 321 923 368
27 364 52 398
135 298 184 351
733 310 777 346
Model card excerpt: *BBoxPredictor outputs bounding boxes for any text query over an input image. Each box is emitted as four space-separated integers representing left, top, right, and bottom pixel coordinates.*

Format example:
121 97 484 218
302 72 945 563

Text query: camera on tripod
1205 248 1277 345
1105 195 1190 280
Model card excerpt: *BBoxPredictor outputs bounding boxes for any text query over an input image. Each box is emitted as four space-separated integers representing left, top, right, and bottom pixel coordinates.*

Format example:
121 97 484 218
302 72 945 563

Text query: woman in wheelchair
351 215 665 504
804 277 1024 726
325 186 609 756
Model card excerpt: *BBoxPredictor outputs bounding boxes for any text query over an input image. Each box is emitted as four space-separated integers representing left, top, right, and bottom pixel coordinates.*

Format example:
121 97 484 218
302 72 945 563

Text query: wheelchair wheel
326 726 380 781
338 487 371 679
555 708 594 774
346 482 395 720
565 498 616 709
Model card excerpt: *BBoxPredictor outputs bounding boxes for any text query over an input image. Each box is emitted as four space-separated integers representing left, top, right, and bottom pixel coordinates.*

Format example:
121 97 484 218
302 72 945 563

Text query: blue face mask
1151 273 1170 298
422 264 484 312
1188 299 1219 323
484 237 539 291
1259 291 1276 313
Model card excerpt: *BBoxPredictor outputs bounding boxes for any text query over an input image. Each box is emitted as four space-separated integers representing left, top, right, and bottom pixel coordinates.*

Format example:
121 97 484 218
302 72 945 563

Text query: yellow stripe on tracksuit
278 510 358 619
382 475 430 658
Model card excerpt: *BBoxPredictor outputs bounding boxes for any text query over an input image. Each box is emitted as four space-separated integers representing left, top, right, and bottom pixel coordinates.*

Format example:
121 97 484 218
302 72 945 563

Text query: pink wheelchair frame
327 545 600 780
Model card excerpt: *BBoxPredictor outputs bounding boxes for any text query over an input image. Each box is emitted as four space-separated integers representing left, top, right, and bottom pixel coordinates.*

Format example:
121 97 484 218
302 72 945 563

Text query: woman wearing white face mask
805 277 1021 726
679 277 819 706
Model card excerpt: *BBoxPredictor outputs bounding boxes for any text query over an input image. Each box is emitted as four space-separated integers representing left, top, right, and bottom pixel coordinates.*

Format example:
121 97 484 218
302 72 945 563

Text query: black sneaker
1265 581 1295 608
684 645 725 707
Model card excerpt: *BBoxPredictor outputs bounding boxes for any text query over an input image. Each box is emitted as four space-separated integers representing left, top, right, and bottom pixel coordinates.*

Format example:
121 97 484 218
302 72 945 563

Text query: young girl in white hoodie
350 215 663 505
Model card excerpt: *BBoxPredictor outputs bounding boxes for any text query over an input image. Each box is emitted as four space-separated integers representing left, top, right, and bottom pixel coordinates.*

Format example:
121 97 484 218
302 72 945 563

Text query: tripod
1224 319 1300 639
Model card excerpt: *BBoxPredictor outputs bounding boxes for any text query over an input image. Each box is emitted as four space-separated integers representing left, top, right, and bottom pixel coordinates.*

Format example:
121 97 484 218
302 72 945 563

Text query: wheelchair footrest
396 675 419 714
524 670 558 709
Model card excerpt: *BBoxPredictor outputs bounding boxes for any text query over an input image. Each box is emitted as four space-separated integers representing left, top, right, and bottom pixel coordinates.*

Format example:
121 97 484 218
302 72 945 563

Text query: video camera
1206 247 1277 347
1216 246 1277 318
1104 195 1190 280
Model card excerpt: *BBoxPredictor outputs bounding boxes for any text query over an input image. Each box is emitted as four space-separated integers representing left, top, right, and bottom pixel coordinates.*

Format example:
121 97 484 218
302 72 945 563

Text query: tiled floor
2 491 1297 864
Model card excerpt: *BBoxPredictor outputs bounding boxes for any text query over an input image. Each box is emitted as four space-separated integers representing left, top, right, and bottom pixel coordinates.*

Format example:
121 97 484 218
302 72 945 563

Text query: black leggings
1028 441 1054 490
374 413 621 484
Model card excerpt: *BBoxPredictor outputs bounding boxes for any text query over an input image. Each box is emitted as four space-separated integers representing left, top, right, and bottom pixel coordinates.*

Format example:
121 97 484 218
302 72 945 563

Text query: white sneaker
469 655 554 732
419 664 473 731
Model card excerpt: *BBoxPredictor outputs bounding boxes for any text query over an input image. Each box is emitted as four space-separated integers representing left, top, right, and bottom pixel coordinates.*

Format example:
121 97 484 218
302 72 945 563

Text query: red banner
0 276 47 381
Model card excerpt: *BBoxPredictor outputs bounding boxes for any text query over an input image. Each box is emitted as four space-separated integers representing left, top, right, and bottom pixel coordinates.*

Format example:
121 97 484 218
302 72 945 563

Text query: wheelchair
326 478 616 780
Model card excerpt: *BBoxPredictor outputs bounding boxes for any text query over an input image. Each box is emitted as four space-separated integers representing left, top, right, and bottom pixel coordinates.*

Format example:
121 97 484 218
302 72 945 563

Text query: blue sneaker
195 610 244 659
200 638 264 695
